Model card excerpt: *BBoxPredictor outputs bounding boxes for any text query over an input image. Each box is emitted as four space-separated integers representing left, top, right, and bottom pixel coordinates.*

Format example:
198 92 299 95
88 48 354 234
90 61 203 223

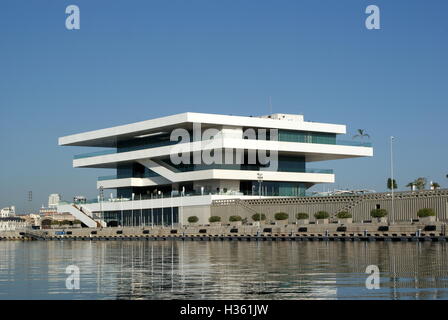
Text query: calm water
0 240 447 300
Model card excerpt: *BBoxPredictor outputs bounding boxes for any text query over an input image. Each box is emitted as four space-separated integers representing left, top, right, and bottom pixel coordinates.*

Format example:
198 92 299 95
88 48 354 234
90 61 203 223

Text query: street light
120 195 123 227
257 172 263 237
99 186 104 223
140 193 143 227
131 193 135 227
180 186 185 228
159 190 163 227
390 136 395 224
151 193 154 228
171 190 174 229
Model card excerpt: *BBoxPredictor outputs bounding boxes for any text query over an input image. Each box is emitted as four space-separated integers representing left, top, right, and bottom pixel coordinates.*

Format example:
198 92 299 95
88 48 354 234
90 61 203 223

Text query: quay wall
211 189 448 224
1 220 446 240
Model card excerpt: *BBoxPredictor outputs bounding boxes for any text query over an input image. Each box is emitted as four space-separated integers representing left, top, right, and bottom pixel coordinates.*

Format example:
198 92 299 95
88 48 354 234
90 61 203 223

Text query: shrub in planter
370 209 388 218
252 213 266 221
229 215 242 226
417 208 435 217
417 208 436 223
296 213 309 220
336 212 352 219
314 211 329 219
336 211 352 224
209 216 221 223
188 216 199 223
274 212 289 220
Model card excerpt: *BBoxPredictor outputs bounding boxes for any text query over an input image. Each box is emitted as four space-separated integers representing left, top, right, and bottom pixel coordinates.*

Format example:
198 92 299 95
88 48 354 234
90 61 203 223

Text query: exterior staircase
64 204 99 228
20 229 49 240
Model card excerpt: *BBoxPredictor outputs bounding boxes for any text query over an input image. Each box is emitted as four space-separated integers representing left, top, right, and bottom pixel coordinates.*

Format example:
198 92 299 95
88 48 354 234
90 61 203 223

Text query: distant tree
407 177 427 191
431 182 440 190
414 177 427 190
353 129 370 140
406 182 415 191
387 178 397 190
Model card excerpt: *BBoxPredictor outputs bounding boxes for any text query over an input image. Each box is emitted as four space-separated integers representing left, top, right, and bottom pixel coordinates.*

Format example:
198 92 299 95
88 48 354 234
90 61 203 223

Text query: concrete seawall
1 221 446 242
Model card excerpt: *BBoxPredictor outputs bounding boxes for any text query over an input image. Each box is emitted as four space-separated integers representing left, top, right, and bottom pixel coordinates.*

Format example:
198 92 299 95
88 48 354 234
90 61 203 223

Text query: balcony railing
73 140 372 160
97 168 333 181
73 149 116 159
335 140 372 147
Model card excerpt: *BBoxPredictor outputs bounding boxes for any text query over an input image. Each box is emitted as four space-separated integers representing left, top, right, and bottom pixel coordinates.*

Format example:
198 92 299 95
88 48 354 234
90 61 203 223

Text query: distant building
22 214 42 227
0 206 16 218
39 207 58 216
48 194 61 208
0 217 28 231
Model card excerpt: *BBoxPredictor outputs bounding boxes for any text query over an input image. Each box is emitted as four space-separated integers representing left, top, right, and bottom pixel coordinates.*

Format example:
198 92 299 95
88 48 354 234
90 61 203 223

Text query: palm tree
406 178 427 191
414 177 427 190
431 182 440 190
387 178 397 190
353 129 370 140
406 182 414 191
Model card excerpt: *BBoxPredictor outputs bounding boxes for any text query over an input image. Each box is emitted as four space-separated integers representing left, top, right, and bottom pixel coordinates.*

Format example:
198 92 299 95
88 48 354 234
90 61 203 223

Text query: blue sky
0 0 447 213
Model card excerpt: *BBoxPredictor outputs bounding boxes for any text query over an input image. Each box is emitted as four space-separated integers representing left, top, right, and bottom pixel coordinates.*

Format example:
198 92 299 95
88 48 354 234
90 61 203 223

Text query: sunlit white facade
57 112 373 227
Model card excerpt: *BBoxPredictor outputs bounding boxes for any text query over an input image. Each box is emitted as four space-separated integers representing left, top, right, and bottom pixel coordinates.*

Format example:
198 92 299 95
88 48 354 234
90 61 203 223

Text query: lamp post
131 193 135 227
140 193 143 227
99 186 104 223
159 190 164 227
120 195 123 227
257 172 263 237
151 193 154 228
180 186 185 228
171 191 174 229
390 136 395 224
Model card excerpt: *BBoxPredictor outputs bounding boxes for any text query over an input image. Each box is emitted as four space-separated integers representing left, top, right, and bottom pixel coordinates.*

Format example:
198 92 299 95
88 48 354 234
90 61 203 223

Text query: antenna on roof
268 96 272 114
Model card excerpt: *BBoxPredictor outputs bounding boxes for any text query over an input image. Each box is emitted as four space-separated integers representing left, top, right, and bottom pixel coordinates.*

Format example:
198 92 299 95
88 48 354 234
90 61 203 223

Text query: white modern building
0 206 16 218
48 194 61 208
57 112 373 227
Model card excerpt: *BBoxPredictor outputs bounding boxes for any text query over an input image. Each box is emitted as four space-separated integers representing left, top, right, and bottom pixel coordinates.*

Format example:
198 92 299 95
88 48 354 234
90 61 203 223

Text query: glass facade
117 163 158 179
240 181 306 197
158 155 309 173
116 133 180 153
103 207 179 227
278 130 336 144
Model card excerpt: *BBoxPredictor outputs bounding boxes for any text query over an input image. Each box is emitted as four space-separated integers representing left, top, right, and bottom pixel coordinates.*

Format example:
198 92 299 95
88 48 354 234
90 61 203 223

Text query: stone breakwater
1 221 446 242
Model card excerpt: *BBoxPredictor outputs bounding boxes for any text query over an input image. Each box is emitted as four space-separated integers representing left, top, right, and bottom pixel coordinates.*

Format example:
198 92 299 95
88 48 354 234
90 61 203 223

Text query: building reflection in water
0 241 447 299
